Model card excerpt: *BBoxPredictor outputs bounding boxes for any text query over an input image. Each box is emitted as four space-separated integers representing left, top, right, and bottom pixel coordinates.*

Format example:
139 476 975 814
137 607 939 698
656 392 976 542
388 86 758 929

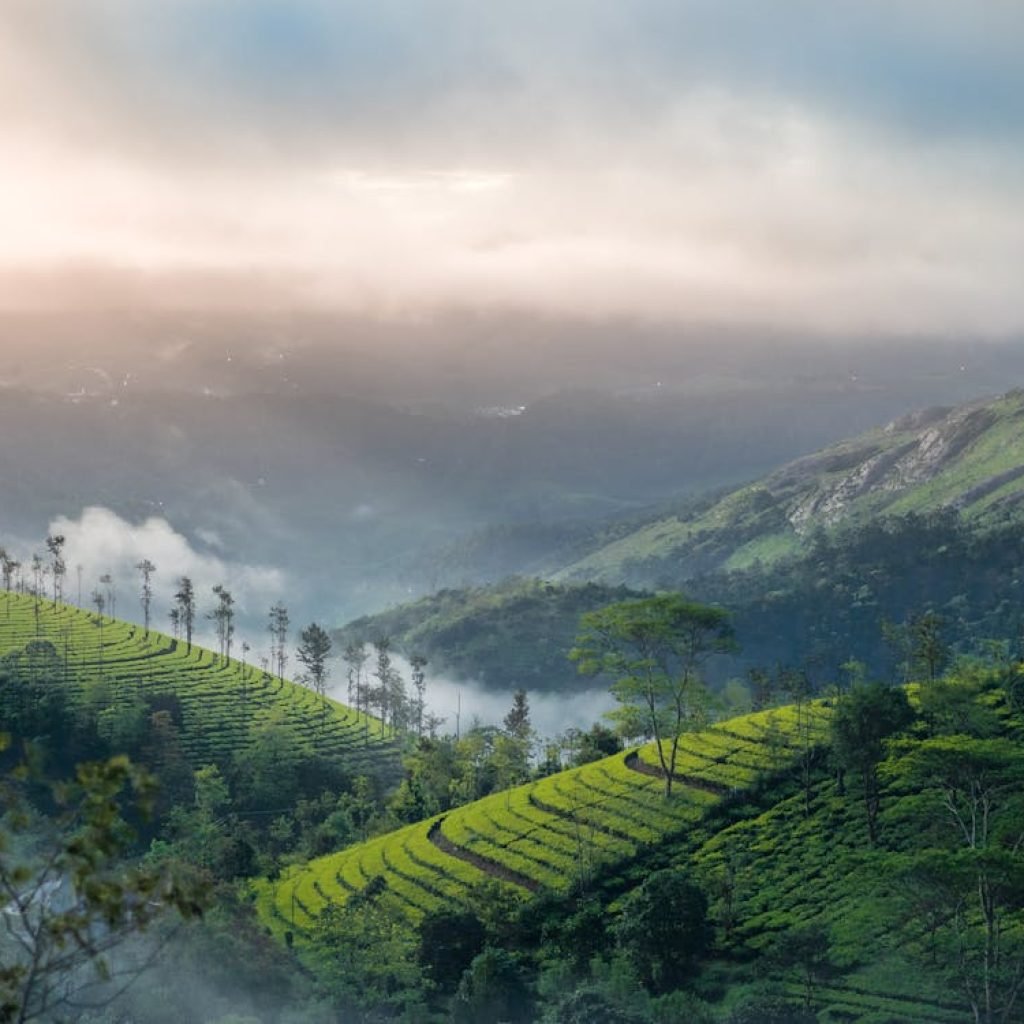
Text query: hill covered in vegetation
0 590 401 784
553 389 1024 588
334 578 643 692
255 668 1024 1023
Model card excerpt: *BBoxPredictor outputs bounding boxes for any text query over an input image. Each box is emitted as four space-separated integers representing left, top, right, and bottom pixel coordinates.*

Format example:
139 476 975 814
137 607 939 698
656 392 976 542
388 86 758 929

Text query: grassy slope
556 390 1024 584
0 591 400 777
255 705 830 937
259 678 1024 1022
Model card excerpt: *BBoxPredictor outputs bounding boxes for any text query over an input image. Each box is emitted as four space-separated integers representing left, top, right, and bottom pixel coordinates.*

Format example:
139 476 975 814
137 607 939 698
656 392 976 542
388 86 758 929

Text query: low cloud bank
17 506 287 641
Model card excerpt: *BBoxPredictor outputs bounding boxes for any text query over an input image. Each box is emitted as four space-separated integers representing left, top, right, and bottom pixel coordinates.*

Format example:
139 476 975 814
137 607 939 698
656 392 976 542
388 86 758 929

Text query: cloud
0 2 1022 334
34 507 285 634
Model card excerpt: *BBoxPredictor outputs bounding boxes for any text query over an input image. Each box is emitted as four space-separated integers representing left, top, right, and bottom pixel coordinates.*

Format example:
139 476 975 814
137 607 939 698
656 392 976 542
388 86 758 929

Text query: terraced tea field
0 591 399 776
257 704 830 939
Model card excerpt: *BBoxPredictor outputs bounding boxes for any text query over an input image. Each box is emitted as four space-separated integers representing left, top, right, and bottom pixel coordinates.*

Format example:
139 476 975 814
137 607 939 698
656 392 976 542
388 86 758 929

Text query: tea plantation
0 590 400 778
256 703 831 937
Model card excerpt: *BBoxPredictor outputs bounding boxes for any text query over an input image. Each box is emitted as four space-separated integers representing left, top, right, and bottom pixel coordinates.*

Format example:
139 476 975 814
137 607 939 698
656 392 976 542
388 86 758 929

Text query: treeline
685 510 1024 684
335 577 644 693
0 534 341 715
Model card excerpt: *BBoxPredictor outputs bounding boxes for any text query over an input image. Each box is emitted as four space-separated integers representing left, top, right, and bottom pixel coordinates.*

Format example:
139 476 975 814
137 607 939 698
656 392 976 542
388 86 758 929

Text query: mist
332 653 617 742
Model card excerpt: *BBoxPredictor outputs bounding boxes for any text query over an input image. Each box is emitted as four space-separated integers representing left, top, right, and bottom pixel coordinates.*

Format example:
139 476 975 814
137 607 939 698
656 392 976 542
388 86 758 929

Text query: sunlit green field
0 590 399 775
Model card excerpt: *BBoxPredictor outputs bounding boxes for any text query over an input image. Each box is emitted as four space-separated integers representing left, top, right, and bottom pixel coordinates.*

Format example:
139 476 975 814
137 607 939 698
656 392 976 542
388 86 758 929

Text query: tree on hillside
135 559 156 638
0 550 19 620
495 689 533 796
45 535 65 608
99 573 115 619
831 683 914 844
613 869 711 993
372 638 393 735
297 623 332 734
410 653 428 738
768 922 838 1012
174 577 195 652
29 556 46 635
571 595 736 796
343 641 370 742
909 611 949 683
268 602 289 681
209 585 235 663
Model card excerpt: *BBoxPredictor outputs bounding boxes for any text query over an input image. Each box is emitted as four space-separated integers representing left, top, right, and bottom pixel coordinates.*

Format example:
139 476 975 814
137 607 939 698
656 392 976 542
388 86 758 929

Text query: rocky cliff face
783 401 1000 531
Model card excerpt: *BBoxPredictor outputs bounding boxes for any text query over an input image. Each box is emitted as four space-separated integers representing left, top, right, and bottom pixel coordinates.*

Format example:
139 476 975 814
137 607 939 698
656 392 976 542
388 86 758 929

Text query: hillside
256 703 830 933
334 578 643 692
256 671 1024 1022
0 591 400 780
555 389 1024 587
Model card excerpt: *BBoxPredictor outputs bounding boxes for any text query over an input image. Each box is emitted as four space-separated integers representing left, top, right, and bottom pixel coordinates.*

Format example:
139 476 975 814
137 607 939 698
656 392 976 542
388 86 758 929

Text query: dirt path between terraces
623 751 731 796
427 819 540 893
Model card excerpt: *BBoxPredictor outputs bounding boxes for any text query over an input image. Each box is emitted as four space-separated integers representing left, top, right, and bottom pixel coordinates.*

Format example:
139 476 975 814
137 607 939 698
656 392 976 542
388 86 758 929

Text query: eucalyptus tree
268 601 289 680
135 558 156 637
45 534 66 607
343 640 369 715
91 589 106 677
209 585 235 663
99 573 115 619
0 549 18 620
174 576 195 652
885 737 1024 1022
410 653 428 738
297 622 333 734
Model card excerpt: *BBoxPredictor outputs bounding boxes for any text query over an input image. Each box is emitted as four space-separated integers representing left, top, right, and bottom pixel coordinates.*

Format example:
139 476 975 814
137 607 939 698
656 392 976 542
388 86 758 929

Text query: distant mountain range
344 389 1024 689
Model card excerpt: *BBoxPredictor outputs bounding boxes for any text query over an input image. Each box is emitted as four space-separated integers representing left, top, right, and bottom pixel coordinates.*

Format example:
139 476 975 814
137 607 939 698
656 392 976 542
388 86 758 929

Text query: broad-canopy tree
571 595 735 796
612 868 711 993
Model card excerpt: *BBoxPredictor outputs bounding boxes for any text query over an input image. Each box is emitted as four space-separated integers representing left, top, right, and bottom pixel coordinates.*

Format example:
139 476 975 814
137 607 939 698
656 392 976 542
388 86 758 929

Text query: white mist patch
39 506 286 630
327 652 615 741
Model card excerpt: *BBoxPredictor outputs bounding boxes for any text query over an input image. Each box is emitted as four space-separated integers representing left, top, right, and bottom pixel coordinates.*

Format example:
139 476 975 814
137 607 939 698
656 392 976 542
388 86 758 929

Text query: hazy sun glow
1 1 1023 334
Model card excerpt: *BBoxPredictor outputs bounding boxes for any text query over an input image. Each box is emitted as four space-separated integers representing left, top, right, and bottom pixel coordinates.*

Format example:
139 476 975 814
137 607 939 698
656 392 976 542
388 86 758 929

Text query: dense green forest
335 578 643 692
334 510 1024 696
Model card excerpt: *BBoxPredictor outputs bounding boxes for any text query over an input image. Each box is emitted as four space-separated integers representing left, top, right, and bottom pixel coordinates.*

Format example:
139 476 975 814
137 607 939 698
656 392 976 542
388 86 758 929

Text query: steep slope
255 704 830 936
0 591 401 779
258 674 1024 1022
555 389 1024 586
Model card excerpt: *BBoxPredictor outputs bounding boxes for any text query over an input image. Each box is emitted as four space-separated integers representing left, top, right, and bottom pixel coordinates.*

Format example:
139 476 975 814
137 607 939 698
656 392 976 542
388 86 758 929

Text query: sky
2 1 1023 333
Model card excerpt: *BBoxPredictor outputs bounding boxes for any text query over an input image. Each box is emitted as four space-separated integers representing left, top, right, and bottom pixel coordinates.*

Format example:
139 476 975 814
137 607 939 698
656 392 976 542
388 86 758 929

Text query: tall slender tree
297 622 333 734
209 585 235 663
410 654 428 738
373 638 393 736
135 559 156 638
99 573 115 619
45 534 66 608
344 641 369 714
0 549 18 620
268 602 289 680
174 576 195 653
